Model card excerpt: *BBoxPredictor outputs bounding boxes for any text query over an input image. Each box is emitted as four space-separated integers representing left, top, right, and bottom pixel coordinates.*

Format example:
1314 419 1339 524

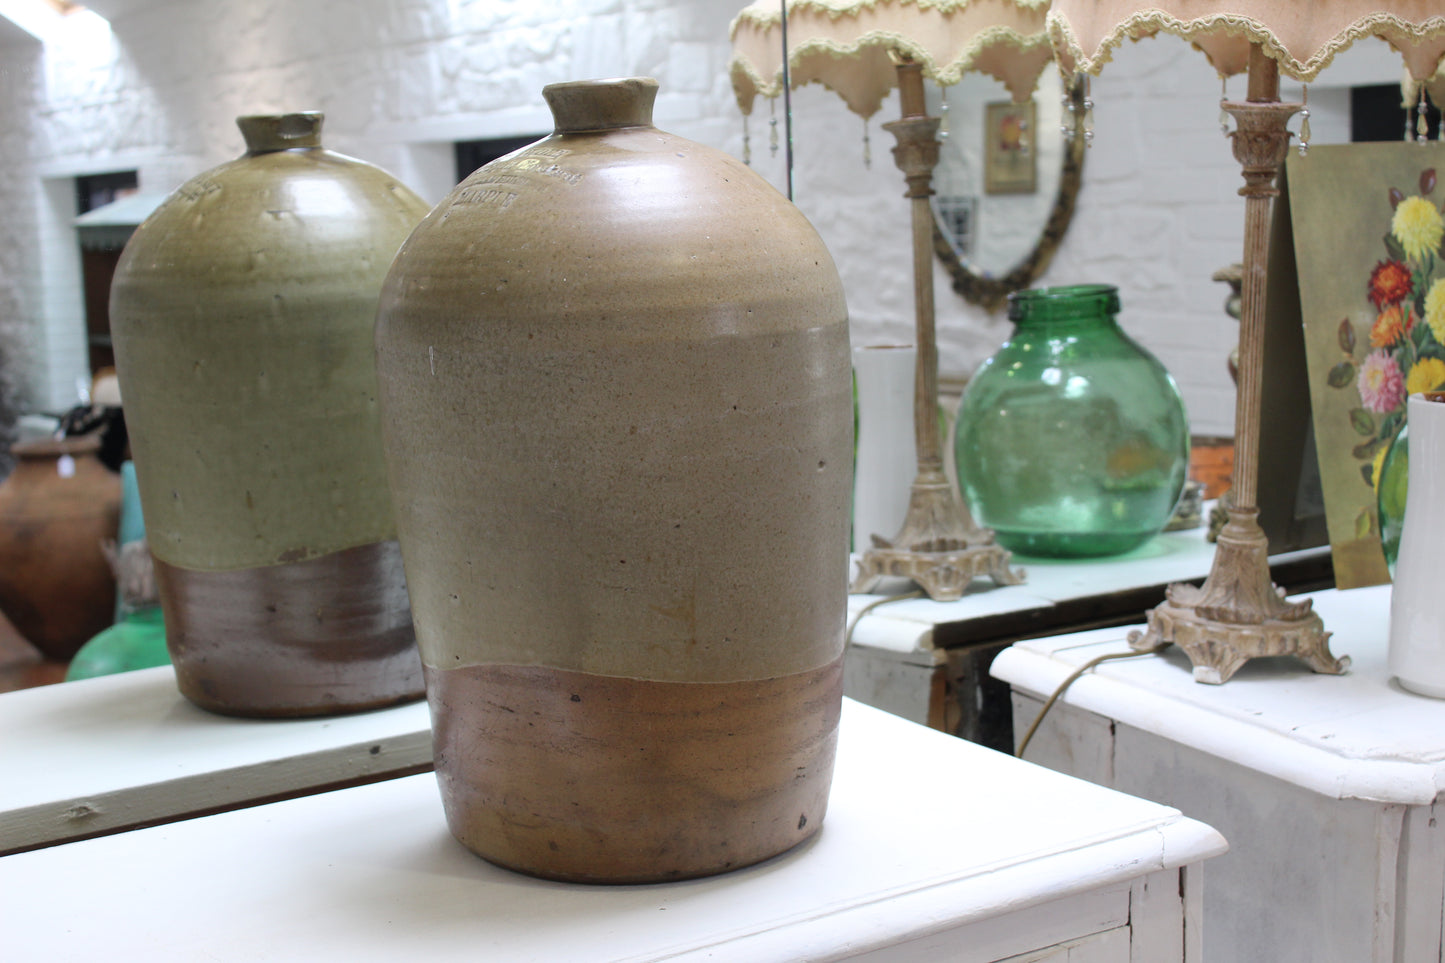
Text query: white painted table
992 584 1443 963
0 664 431 854
0 700 1225 962
844 515 1329 744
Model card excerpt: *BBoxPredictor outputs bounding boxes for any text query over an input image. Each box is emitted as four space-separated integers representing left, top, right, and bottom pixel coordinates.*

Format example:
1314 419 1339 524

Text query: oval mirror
928 73 1087 312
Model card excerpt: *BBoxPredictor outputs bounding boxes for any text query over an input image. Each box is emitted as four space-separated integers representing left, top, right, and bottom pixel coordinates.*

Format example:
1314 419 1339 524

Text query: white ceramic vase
852 344 917 552
1389 393 1445 697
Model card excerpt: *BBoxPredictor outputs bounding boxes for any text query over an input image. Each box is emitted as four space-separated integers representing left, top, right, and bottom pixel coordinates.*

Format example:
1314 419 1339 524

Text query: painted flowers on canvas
1328 167 1445 525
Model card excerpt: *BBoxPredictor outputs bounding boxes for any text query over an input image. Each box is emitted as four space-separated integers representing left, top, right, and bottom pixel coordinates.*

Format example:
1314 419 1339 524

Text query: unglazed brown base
425 657 843 884
155 540 423 718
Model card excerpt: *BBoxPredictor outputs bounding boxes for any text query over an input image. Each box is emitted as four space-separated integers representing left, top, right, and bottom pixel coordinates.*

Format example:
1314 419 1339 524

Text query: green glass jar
1377 424 1408 576
954 284 1189 557
66 607 169 681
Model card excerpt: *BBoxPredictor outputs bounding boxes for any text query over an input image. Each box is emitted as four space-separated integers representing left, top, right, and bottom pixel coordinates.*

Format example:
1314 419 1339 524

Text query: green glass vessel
66 607 169 681
1377 424 1408 576
954 284 1189 557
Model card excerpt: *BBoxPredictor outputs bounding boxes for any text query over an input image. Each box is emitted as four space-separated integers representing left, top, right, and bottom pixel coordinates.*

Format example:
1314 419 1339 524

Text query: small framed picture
984 101 1037 195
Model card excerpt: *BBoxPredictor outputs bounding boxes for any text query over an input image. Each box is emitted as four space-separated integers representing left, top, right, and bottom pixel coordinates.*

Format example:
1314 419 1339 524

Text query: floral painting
1292 145 1445 587
1328 170 1445 488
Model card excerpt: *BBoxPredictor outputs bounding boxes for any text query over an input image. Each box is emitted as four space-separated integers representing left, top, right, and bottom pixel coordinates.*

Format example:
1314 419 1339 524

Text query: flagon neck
1008 284 1121 327
237 113 324 154
543 77 658 133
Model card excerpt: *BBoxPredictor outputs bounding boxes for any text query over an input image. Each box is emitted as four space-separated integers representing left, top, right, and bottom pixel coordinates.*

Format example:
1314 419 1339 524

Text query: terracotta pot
109 112 431 717
0 435 120 660
375 77 853 883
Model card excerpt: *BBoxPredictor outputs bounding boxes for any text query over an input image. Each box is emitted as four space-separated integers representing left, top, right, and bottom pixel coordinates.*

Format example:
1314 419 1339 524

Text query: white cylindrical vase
852 344 917 552
1389 392 1445 697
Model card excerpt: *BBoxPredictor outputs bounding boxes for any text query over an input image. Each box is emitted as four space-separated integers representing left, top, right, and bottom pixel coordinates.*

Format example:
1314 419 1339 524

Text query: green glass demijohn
954 284 1190 557
1377 424 1408 576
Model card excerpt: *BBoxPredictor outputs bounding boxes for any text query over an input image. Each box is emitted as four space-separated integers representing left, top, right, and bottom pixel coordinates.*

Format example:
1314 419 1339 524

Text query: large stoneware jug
375 77 852 883
110 113 431 716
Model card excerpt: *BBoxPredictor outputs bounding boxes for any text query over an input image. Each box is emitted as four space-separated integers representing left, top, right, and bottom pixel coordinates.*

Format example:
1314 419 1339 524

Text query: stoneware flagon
109 113 431 717
375 77 853 883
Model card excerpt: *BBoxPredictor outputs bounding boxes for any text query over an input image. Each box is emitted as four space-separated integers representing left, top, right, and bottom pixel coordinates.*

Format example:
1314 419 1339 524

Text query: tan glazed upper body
111 114 430 572
376 78 853 684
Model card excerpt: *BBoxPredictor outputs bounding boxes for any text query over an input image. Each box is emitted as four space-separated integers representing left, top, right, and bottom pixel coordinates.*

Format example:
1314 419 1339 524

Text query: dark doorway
1352 83 1442 142
75 171 139 377
455 135 545 182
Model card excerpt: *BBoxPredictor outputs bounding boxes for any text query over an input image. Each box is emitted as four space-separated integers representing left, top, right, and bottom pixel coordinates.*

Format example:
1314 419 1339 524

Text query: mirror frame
932 77 1088 313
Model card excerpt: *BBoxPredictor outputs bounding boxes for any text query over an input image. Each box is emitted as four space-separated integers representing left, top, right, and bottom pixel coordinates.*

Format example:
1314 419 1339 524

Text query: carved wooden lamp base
847 60 1025 604
1123 45 1352 684
1128 507 1349 684
850 469 1023 602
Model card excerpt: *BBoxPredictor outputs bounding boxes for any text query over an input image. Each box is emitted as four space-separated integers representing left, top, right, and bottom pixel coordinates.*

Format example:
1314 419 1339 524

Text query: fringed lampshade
729 0 1057 601
730 0 1055 118
1044 1 1445 683
1048 2 1445 82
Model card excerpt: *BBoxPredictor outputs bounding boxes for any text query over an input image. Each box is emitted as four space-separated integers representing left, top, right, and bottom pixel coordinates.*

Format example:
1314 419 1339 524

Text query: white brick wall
0 33 41 408
35 176 88 410
0 1 1409 429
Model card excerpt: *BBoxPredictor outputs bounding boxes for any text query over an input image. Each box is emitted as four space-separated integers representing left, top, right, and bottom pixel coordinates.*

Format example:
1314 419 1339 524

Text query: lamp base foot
1129 506 1349 684
849 471 1023 602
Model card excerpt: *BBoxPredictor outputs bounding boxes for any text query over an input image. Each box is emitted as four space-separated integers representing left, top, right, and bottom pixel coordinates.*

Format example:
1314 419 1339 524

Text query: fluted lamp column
730 0 1054 601
1048 1 1445 682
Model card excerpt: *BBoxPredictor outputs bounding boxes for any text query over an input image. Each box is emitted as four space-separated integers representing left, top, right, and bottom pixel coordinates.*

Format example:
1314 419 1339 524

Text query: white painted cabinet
1 700 1223 961
843 524 1327 745
994 584 1444 963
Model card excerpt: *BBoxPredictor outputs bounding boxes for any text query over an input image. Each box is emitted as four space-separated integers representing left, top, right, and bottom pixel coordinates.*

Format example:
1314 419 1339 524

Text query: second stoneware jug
110 113 430 716
375 77 853 883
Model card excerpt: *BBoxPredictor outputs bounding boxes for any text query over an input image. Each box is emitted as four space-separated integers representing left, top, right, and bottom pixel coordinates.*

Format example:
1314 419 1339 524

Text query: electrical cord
843 589 1169 762
844 590 924 650
1015 641 1169 758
